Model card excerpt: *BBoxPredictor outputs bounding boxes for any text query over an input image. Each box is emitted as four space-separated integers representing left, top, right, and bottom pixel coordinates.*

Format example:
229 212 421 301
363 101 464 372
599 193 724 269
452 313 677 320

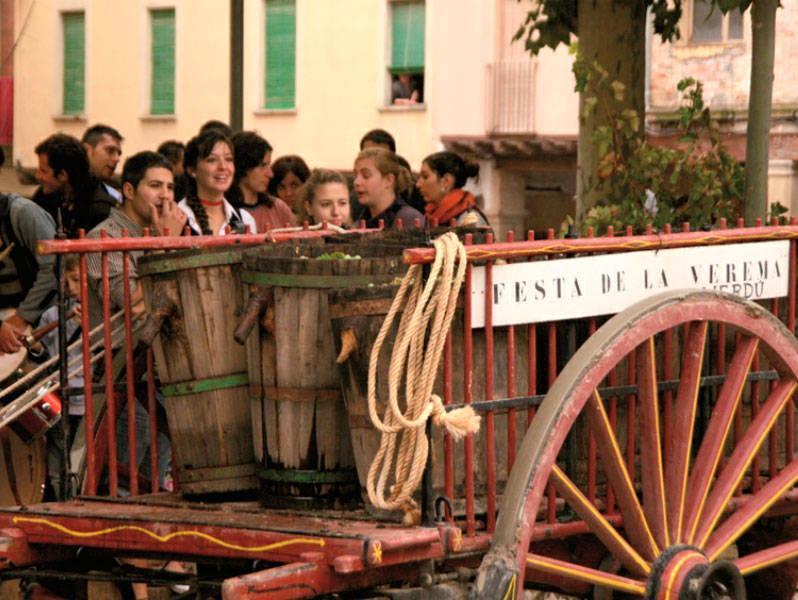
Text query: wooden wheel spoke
550 465 651 578
664 321 708 544
636 338 669 549
706 458 798 561
586 390 660 561
693 378 798 547
681 335 758 544
736 538 798 576
526 553 646 596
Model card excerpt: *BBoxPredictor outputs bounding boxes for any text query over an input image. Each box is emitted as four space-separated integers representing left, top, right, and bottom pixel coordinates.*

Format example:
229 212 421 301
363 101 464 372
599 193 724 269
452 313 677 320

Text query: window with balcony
688 0 743 44
62 12 85 115
264 0 296 110
389 0 425 106
150 9 175 115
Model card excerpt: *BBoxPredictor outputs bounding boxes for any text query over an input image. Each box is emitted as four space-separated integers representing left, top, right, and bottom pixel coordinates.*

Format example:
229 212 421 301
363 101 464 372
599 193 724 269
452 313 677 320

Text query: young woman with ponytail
352 148 424 229
416 151 489 227
178 130 256 235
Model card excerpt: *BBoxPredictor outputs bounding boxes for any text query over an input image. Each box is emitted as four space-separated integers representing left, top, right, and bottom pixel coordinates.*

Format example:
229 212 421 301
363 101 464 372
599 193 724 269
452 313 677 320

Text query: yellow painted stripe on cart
739 546 798 575
501 573 517 600
526 554 646 596
13 516 325 552
685 339 757 544
708 465 798 562
551 464 650 576
663 551 704 599
697 382 796 548
591 390 660 558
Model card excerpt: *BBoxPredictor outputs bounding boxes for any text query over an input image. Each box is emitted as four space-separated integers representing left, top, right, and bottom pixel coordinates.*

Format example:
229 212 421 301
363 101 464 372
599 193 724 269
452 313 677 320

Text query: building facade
8 0 580 235
648 0 798 215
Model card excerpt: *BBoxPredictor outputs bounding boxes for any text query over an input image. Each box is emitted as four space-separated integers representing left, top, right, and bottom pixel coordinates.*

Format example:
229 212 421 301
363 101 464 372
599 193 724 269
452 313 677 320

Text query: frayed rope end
433 404 481 441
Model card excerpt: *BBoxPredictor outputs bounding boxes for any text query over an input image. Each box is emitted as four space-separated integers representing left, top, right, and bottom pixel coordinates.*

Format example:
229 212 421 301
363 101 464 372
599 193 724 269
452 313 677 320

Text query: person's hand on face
151 198 188 236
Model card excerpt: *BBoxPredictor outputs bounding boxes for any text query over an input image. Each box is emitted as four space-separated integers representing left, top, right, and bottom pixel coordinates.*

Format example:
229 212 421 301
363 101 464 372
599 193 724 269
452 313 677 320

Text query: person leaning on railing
84 151 186 494
85 149 190 600
85 152 187 319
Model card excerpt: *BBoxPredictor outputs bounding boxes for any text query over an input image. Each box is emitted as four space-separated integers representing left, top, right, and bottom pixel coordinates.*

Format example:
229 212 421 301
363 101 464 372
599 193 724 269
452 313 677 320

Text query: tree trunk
744 0 778 225
576 0 646 224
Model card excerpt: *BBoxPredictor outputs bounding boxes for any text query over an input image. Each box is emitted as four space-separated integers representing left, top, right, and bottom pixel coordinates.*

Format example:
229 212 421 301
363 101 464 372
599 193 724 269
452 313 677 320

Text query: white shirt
177 198 257 235
104 183 123 203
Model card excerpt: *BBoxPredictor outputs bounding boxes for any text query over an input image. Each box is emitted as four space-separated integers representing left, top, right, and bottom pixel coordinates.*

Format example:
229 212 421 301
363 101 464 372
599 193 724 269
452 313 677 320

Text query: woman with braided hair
177 130 256 235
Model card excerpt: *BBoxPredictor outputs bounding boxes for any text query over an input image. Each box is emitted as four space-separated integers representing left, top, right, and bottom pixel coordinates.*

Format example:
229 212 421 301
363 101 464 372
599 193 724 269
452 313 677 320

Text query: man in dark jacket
82 124 123 204
33 133 115 237
0 192 57 353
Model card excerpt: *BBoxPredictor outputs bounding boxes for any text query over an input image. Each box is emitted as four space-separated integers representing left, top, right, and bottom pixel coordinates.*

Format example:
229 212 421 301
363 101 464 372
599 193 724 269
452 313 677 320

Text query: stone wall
649 3 798 111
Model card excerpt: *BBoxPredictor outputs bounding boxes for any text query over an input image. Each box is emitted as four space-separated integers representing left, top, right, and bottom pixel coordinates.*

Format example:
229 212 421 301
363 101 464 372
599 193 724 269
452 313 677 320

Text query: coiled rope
366 232 481 525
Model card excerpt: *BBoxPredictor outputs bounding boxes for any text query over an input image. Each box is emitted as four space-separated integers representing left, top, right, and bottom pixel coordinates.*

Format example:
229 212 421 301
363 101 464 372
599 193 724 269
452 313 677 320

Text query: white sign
471 241 790 328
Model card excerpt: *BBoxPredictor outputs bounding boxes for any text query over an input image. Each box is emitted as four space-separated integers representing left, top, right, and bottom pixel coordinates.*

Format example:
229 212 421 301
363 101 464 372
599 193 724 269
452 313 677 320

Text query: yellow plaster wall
244 0 434 172
13 0 230 164
12 0 577 172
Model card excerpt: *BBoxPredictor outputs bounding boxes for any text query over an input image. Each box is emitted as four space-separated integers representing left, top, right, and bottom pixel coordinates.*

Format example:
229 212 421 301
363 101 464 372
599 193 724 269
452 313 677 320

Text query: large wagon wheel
473 290 798 599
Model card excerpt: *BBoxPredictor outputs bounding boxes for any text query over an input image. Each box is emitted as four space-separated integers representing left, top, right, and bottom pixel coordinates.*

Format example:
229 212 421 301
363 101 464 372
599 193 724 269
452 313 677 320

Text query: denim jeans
115 398 171 495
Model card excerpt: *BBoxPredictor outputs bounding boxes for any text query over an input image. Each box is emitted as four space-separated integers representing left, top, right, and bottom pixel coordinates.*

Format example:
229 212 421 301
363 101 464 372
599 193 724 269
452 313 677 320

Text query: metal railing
404 218 798 551
23 217 798 558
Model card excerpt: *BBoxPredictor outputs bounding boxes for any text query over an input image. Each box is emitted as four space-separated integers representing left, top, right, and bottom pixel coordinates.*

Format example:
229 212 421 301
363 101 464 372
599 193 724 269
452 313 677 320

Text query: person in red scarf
417 151 489 227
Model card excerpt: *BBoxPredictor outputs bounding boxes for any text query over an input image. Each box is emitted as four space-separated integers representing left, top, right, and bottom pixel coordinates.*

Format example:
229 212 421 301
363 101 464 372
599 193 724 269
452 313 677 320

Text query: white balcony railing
487 59 537 135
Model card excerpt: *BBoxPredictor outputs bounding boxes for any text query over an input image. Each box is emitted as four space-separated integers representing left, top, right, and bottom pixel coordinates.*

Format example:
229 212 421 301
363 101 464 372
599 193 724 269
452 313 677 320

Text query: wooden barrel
239 241 407 509
139 247 256 495
329 283 532 514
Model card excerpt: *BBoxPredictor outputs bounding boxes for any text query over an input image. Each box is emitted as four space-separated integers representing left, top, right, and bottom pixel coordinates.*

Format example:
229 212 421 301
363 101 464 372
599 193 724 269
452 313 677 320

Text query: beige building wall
13 0 231 165
13 0 578 171
243 0 436 171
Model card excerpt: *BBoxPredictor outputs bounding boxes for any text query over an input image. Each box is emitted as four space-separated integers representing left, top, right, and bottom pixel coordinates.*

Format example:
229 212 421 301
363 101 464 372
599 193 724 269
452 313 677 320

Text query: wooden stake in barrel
238 242 407 509
139 247 256 495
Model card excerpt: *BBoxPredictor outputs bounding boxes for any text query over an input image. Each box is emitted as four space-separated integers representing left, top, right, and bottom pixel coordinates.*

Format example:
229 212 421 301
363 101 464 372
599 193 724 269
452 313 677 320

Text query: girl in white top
178 130 256 235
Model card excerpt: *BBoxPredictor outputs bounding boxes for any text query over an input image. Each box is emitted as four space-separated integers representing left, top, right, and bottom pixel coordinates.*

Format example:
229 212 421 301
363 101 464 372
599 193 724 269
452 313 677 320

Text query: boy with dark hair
81 124 124 203
87 151 185 315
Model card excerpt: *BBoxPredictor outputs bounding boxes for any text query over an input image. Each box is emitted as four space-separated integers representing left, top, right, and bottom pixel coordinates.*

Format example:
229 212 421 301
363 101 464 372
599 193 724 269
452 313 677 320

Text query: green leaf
610 80 625 102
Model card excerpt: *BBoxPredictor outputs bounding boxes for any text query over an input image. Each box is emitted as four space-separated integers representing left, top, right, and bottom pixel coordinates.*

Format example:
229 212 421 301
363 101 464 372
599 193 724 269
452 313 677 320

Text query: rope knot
430 394 481 441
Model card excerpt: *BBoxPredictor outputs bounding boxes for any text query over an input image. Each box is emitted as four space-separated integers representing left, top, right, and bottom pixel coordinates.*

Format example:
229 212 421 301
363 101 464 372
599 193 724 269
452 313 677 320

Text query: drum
12 383 62 442
0 309 50 506
0 429 46 506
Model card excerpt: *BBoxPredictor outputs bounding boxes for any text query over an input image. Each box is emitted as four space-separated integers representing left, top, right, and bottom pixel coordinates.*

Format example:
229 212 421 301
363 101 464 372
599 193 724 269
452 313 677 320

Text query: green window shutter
264 0 296 109
150 9 175 115
62 12 85 115
391 1 425 73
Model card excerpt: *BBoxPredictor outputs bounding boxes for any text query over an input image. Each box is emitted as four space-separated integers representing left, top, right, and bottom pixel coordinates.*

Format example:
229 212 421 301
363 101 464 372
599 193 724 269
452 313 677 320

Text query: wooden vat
139 247 256 495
